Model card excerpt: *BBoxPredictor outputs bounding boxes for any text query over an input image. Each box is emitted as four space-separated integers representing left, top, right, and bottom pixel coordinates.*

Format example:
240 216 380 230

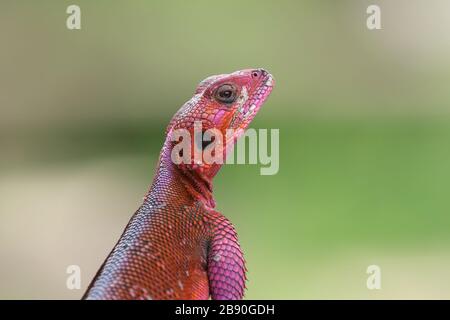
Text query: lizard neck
144 138 216 210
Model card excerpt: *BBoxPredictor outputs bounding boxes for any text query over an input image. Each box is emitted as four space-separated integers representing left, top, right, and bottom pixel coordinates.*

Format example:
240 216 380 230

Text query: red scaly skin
83 69 274 300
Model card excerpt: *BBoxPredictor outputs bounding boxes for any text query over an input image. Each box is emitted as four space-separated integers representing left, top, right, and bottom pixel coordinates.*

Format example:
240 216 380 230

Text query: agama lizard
83 69 274 300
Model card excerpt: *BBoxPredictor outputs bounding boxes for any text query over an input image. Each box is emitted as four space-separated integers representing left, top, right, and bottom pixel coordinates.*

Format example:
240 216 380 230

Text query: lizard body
83 69 274 300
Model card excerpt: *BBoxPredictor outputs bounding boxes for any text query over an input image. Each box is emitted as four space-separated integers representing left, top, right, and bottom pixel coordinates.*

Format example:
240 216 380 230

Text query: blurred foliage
1 0 450 299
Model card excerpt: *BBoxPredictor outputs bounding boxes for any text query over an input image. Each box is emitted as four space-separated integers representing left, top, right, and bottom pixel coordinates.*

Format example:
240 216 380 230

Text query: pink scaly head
83 69 274 300
167 68 274 208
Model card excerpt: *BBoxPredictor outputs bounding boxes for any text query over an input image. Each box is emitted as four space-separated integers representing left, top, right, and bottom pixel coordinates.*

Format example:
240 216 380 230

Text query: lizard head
166 68 274 181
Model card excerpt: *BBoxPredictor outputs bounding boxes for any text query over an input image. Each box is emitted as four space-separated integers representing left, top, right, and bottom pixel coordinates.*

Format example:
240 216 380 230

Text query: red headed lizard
83 69 274 300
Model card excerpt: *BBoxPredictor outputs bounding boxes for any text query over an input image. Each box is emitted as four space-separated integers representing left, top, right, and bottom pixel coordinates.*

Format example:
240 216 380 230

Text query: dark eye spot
215 84 237 104
195 130 216 150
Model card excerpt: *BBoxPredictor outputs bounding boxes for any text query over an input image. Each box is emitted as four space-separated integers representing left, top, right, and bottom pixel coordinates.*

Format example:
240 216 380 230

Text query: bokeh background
1 0 450 299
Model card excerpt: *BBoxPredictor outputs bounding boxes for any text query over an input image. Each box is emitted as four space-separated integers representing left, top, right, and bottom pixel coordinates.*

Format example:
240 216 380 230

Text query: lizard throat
146 138 217 210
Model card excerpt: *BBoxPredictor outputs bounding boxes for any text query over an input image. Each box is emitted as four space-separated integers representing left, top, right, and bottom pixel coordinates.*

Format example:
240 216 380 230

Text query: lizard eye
214 84 237 104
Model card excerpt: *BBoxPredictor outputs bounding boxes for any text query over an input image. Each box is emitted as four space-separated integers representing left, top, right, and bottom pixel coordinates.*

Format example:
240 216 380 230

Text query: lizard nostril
251 69 268 79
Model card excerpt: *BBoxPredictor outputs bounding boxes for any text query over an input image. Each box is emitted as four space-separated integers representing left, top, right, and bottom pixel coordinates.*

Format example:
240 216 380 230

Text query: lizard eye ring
214 84 237 104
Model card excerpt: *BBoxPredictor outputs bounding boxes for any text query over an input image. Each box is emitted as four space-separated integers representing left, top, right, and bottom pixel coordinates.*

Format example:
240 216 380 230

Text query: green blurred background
1 0 450 299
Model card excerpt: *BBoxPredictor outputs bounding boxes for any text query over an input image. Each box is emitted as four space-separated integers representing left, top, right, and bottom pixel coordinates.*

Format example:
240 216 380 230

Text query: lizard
83 68 274 300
